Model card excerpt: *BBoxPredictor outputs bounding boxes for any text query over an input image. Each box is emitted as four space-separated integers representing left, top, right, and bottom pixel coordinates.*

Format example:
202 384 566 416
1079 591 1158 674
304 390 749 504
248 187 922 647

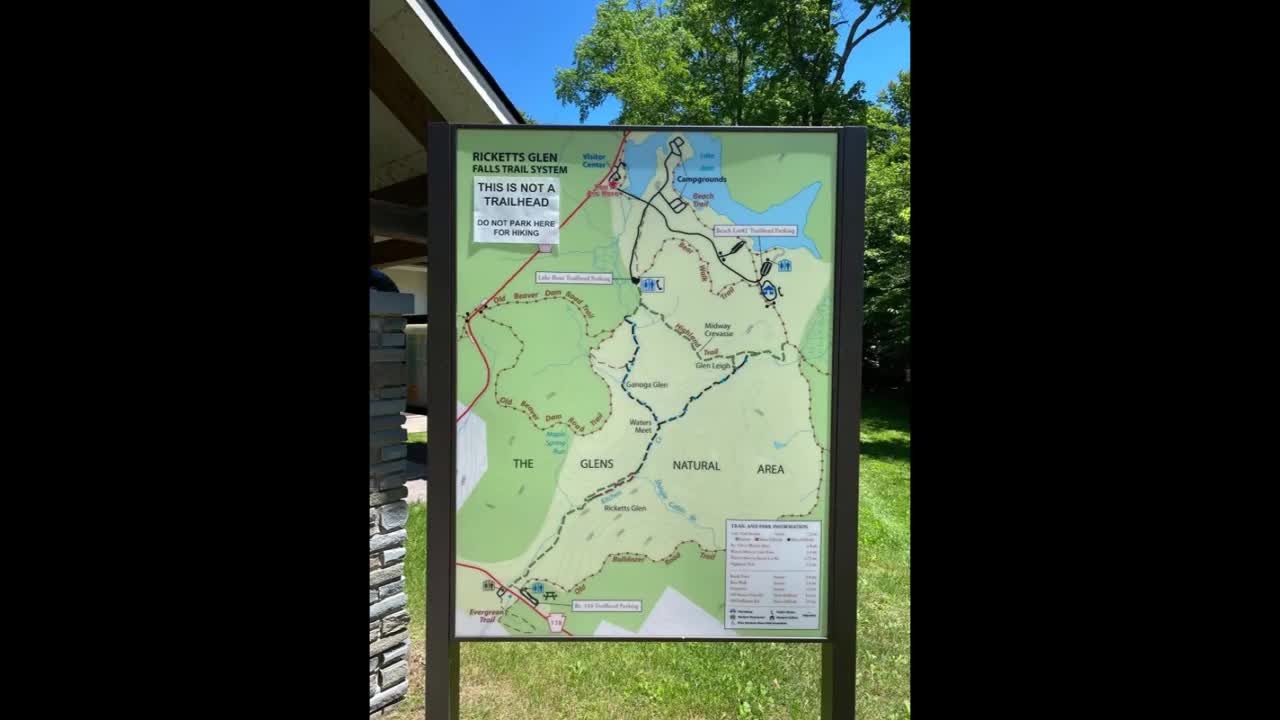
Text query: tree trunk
735 41 746 126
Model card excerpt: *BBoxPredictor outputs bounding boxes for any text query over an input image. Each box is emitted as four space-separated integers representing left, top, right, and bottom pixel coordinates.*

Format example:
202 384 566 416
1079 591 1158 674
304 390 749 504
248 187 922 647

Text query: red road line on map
456 131 632 424
454 247 540 423
560 129 631 229
456 561 574 636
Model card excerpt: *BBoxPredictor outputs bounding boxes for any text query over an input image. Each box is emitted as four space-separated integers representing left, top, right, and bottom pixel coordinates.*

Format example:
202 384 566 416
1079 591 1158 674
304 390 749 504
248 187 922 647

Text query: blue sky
436 0 910 125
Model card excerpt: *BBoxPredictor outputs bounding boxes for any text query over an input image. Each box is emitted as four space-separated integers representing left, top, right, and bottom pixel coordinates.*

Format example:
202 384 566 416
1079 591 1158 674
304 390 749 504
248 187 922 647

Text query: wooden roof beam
370 32 444 147
371 174 429 208
370 199 429 243
372 239 429 268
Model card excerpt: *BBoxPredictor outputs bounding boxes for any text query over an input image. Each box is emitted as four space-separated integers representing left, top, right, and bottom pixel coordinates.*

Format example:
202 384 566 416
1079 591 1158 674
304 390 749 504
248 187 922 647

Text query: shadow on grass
861 389 910 433
860 437 911 461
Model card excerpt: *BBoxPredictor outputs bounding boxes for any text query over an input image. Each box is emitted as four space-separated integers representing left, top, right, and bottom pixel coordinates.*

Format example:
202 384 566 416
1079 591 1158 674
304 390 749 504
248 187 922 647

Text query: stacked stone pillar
369 289 414 717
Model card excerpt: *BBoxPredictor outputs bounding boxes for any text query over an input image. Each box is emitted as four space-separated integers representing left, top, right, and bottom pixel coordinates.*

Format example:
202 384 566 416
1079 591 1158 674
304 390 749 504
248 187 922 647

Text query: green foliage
880 70 909 126
555 0 907 127
863 70 910 379
554 0 702 124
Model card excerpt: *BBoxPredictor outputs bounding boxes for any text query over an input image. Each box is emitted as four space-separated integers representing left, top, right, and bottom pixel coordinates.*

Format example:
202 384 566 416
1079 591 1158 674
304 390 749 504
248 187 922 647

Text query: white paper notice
724 520 821 630
473 176 560 244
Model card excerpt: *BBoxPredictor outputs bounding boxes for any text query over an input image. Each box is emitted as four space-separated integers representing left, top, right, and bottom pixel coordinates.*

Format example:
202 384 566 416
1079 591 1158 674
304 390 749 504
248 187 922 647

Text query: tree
880 69 909 126
862 71 910 382
555 0 909 127
553 0 703 125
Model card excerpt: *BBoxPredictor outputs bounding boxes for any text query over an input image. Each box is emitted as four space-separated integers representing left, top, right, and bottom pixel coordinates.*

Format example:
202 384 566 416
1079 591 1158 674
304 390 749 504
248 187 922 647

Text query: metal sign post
822 125 866 718
426 121 461 720
427 123 865 719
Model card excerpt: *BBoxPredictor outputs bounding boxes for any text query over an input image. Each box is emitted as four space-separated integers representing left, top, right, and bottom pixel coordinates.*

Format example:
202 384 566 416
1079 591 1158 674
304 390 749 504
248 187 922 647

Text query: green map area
454 128 837 639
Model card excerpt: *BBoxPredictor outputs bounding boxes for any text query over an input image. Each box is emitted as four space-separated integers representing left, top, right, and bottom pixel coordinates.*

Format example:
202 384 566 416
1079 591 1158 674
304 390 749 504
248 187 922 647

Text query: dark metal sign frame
427 123 865 718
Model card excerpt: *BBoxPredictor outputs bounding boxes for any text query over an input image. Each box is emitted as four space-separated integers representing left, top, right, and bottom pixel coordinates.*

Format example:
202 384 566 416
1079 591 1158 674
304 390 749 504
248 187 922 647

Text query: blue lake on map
622 132 671 194
623 132 824 259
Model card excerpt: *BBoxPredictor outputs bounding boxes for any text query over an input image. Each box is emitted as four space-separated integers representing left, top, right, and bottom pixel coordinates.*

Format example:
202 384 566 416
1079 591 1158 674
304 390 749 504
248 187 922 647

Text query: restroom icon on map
640 276 665 293
779 259 792 272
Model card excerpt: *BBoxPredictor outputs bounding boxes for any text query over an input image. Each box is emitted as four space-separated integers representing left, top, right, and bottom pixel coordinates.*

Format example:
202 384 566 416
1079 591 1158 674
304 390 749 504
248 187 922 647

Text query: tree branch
736 38 746 126
847 3 878 38
848 13 899 53
832 4 879 89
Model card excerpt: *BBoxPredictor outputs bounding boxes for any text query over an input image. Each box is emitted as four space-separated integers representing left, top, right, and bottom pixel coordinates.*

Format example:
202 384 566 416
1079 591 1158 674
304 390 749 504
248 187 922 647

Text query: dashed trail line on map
506 312 749 590
459 130 833 633
457 130 631 424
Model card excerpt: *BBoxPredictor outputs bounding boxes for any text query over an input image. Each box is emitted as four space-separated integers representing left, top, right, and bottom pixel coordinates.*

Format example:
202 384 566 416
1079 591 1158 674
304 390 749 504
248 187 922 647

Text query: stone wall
369 290 413 717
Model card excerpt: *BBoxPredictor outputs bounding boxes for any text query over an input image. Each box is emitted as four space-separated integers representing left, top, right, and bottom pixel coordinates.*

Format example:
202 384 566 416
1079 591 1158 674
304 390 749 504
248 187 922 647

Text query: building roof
370 0 525 269
417 0 524 124
370 0 522 192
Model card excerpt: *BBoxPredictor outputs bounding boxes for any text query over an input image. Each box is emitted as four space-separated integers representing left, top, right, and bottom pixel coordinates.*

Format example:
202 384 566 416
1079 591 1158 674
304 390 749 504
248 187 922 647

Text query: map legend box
724 520 821 630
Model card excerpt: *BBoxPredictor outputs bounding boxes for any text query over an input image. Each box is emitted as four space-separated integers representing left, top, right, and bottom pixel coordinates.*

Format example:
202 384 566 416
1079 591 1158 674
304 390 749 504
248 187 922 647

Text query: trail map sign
428 125 863 658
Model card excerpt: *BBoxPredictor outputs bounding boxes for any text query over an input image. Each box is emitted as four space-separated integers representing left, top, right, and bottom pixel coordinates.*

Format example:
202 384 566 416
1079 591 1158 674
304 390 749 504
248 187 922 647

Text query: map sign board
430 125 862 642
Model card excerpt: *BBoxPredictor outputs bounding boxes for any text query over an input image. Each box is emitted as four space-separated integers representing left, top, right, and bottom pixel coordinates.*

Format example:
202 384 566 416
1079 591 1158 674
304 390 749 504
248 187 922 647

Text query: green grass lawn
390 392 909 719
